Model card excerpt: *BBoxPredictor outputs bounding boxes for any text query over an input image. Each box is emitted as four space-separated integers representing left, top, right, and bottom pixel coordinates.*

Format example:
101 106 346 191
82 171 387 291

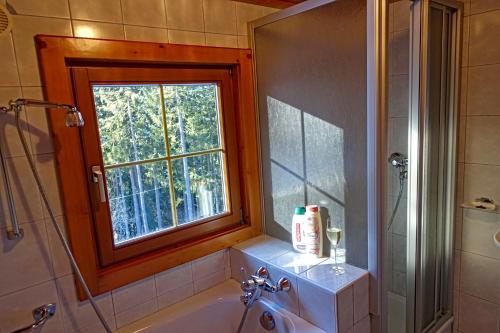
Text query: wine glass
326 218 345 275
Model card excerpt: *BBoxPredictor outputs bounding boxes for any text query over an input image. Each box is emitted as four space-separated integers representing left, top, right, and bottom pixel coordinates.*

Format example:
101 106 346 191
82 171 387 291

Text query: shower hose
14 108 113 333
387 171 406 231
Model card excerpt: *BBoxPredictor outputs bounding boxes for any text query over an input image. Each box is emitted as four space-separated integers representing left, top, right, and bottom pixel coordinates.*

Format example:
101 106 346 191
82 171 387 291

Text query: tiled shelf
230 235 370 333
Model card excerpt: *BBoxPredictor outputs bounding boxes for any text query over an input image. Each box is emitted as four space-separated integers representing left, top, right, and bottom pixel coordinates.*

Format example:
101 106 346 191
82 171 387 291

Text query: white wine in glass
326 226 344 274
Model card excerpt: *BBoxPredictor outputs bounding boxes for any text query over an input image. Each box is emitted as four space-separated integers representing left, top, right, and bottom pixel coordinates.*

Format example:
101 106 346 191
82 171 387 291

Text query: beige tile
453 291 460 332
462 209 500 260
456 162 465 205
46 216 72 277
468 64 500 116
122 0 166 28
205 33 238 48
236 2 266 36
168 29 205 46
9 0 70 18
115 298 158 328
0 221 54 296
73 20 124 40
353 275 369 323
393 0 410 32
0 87 31 158
464 163 500 203
56 275 115 332
155 262 193 296
462 16 469 67
0 34 20 86
460 67 467 116
297 279 336 333
68 0 122 23
165 0 204 32
193 269 225 293
22 86 54 155
390 29 409 75
35 154 64 218
470 0 500 14
469 11 500 66
353 315 370 333
337 286 354 333
454 250 461 291
157 282 194 309
457 116 466 163
3 156 43 224
237 35 249 48
465 116 500 165
265 264 299 315
11 16 72 86
389 74 409 118
112 275 156 314
459 292 499 333
124 25 168 43
388 2 395 33
192 250 225 281
0 280 64 333
203 0 236 35
455 207 463 250
460 251 500 303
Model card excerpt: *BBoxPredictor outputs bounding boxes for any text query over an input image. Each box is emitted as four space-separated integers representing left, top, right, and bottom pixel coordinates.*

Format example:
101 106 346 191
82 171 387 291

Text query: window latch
91 165 106 203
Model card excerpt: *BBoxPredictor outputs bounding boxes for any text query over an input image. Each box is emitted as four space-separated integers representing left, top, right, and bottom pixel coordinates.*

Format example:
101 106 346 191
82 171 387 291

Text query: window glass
92 83 228 245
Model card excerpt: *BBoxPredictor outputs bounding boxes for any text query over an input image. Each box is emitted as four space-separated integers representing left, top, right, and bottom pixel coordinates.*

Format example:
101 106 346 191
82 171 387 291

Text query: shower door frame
407 0 462 332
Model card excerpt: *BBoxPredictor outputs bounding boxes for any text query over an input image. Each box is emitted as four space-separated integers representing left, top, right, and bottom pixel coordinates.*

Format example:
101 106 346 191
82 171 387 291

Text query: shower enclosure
251 0 462 332
385 0 462 332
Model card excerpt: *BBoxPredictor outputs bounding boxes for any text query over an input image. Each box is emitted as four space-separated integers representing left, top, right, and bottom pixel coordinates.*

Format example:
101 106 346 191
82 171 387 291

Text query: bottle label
295 223 301 242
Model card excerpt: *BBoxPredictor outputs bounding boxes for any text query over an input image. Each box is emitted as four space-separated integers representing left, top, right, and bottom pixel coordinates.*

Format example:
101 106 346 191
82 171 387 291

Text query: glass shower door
385 0 462 332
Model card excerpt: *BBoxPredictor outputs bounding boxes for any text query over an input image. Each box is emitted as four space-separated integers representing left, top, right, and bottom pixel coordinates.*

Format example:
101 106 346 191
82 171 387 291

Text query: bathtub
117 279 324 333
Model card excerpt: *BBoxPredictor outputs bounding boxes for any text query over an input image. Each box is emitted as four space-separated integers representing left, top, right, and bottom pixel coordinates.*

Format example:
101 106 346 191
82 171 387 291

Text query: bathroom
0 0 498 332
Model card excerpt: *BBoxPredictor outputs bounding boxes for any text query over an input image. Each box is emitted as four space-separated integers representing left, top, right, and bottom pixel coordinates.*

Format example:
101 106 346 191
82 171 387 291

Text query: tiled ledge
230 235 370 333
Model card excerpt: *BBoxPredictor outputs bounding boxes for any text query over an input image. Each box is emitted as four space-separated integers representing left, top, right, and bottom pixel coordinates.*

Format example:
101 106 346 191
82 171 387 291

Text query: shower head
388 152 408 169
1 98 84 128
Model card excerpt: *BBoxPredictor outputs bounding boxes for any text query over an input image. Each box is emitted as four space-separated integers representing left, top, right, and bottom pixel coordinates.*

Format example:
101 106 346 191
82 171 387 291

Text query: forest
93 83 227 244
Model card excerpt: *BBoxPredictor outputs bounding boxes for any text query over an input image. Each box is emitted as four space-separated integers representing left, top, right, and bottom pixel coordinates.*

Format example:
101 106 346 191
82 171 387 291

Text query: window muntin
92 83 228 246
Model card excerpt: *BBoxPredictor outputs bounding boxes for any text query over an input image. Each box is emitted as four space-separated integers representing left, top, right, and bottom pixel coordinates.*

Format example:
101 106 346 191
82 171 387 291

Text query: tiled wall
0 0 276 332
387 0 410 298
454 1 500 332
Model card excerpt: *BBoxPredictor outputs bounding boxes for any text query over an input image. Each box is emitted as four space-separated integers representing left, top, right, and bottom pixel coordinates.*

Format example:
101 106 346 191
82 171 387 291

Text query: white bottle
303 205 323 257
292 207 307 253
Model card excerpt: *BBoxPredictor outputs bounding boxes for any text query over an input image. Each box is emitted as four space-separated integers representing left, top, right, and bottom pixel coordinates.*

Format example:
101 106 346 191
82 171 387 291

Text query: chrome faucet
239 267 291 307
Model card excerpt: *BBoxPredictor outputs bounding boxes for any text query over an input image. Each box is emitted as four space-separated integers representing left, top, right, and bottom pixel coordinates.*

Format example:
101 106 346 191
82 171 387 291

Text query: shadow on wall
266 96 346 253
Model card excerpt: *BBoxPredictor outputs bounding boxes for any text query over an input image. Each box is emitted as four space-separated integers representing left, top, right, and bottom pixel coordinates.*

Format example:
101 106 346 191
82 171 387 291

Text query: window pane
163 84 221 155
93 85 166 165
172 152 227 225
105 161 173 244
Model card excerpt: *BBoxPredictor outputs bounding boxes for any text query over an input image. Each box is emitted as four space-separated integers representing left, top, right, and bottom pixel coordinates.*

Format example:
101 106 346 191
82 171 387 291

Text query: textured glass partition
253 0 368 268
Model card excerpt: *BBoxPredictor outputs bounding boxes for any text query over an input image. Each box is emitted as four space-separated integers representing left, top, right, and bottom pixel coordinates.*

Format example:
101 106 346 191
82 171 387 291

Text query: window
73 67 243 265
93 83 228 245
36 36 261 296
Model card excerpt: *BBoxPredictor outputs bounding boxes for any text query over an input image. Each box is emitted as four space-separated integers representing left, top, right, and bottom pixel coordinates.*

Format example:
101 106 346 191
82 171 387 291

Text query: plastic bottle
303 205 323 257
292 206 307 253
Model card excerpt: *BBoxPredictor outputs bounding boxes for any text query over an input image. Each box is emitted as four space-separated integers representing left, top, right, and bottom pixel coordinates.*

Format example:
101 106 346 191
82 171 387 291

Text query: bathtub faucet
239 267 291 307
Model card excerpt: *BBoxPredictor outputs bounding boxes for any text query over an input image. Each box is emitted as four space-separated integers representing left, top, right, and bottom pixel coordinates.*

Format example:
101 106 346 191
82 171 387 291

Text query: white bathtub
117 280 324 333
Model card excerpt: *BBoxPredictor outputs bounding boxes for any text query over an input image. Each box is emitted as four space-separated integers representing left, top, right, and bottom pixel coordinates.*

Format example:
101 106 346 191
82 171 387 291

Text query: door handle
91 165 106 203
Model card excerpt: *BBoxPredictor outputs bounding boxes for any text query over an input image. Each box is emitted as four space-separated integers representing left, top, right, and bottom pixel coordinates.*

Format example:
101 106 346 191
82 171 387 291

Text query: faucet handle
255 266 269 279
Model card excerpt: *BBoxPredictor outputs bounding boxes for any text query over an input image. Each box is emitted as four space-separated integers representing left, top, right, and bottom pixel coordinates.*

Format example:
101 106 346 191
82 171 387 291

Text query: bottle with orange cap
303 205 323 257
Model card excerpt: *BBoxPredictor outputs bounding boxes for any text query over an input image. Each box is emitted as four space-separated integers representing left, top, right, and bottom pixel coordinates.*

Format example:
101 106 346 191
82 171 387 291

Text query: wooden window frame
36 35 262 298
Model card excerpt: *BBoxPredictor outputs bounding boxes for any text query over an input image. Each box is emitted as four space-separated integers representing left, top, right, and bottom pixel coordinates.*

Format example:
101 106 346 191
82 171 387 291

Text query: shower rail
0 99 111 333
